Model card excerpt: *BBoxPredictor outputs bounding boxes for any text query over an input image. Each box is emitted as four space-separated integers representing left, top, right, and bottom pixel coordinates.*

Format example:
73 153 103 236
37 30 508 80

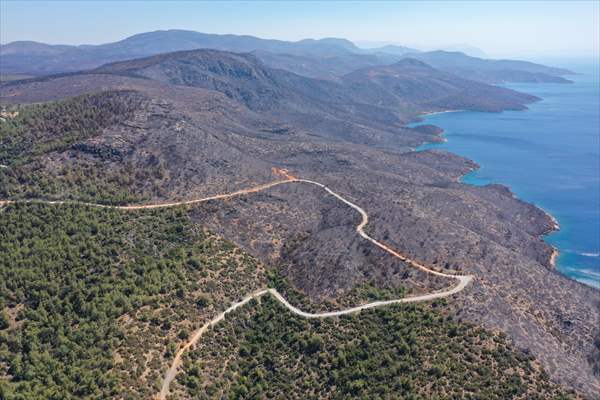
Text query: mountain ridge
86 49 538 117
399 50 574 83
0 29 574 85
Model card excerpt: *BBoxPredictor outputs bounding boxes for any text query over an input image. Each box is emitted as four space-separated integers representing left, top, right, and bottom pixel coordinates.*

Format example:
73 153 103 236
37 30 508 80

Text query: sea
412 61 600 289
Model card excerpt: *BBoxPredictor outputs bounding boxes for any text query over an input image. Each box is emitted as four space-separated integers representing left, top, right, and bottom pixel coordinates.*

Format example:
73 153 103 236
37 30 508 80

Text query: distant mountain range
341 58 537 111
0 29 574 83
355 41 486 57
396 50 574 84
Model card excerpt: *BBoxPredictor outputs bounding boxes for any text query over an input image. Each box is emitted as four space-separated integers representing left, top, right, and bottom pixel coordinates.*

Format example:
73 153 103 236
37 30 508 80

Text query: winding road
0 173 474 399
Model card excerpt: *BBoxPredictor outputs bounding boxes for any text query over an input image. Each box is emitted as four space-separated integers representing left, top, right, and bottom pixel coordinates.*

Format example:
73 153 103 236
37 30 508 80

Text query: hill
174 296 577 399
0 48 598 398
1 49 537 151
399 50 574 83
0 203 579 399
91 50 536 113
342 58 538 111
251 50 386 81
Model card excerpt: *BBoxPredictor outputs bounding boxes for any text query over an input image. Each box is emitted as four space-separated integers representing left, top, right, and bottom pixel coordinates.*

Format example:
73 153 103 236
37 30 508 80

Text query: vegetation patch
0 91 141 166
0 159 167 205
0 91 168 205
0 203 266 400
174 296 577 400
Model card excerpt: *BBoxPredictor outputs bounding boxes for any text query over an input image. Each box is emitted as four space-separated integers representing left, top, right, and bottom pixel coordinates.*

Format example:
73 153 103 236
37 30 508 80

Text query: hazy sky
1 1 598 59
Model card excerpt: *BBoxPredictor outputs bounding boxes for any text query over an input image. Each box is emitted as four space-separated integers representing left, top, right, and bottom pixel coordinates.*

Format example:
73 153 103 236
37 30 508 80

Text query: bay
413 63 600 288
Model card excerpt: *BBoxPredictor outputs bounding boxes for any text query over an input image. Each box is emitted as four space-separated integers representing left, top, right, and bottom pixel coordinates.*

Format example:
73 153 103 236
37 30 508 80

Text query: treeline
0 91 175 205
0 160 162 205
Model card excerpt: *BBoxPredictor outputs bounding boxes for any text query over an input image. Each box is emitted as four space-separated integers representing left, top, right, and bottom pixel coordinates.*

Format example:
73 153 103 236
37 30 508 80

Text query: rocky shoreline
400 123 599 396
408 109 571 275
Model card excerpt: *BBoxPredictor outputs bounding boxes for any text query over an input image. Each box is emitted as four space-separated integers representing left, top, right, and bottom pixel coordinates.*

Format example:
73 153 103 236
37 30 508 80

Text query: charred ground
1 49 598 398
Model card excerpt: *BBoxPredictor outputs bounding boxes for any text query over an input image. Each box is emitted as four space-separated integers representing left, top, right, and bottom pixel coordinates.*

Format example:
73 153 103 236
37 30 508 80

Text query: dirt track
0 175 473 400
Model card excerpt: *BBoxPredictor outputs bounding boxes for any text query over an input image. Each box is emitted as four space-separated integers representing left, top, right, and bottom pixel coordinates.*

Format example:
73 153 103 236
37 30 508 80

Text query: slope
399 50 574 83
0 48 598 397
342 58 539 112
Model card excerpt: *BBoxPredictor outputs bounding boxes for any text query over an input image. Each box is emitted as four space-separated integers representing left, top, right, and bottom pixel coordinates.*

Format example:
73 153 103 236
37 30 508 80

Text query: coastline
540 207 561 233
539 207 562 268
417 84 600 398
549 246 559 268
409 110 567 275
418 109 464 117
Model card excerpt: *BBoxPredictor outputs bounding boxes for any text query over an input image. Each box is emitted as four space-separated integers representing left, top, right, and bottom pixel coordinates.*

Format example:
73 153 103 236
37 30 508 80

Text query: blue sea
413 62 600 289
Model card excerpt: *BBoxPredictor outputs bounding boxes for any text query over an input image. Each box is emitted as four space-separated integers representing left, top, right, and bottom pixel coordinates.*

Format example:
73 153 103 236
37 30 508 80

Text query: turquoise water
413 64 600 288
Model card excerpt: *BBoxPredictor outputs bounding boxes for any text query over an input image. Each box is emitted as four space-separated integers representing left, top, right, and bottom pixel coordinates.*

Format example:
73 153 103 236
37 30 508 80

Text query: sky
1 1 598 59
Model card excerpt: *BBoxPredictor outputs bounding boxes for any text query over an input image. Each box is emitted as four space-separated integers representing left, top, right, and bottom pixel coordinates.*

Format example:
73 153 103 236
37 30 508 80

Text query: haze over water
415 62 600 288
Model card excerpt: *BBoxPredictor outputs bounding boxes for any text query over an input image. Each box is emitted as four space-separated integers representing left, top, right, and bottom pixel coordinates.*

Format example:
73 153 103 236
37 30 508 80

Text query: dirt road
156 274 471 399
0 175 473 400
149 177 472 399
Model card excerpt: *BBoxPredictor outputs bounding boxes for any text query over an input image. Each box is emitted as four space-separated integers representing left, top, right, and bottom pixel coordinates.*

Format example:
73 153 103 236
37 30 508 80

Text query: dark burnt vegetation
268 269 406 313
0 90 142 166
0 91 157 204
